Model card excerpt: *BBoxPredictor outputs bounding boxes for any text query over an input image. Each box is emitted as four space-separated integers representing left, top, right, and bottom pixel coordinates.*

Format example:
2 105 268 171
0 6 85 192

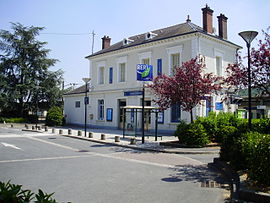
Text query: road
0 127 229 203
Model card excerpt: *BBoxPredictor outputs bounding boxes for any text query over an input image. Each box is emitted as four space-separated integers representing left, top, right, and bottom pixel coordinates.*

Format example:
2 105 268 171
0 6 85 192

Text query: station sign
137 64 153 81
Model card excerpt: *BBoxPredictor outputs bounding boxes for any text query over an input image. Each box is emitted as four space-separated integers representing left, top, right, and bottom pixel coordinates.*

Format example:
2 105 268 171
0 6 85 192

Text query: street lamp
238 31 258 129
82 78 91 137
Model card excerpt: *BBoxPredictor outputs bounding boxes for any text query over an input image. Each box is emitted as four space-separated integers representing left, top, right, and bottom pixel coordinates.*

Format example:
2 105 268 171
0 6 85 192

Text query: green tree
0 23 63 117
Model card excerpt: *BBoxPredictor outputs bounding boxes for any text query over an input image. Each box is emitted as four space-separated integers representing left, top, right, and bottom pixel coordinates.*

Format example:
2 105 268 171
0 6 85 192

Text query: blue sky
1 0 269 87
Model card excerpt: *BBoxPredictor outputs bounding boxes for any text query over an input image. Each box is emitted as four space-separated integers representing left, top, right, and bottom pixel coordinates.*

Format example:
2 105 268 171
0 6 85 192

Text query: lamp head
82 78 91 83
239 31 258 46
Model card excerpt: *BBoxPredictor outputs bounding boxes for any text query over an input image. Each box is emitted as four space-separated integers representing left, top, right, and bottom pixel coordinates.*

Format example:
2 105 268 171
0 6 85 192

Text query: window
116 56 127 83
171 53 180 74
171 104 181 122
142 58 150 65
75 101 80 108
109 67 113 84
119 63 126 82
216 56 222 76
214 49 224 76
167 45 183 75
99 66 105 84
98 100 104 120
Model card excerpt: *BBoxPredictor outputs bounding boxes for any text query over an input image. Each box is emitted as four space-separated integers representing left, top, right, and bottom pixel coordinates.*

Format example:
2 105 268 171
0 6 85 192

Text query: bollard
78 130 82 136
68 129 72 135
101 134 106 140
32 126 35 130
59 129 63 134
52 128 55 133
45 126 48 131
11 124 14 128
88 132 93 138
130 138 136 145
115 136 120 142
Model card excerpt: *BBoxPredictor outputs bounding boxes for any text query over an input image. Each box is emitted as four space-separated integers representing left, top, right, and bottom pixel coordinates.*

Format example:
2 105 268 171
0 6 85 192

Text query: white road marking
1 142 22 150
24 136 202 168
0 155 93 163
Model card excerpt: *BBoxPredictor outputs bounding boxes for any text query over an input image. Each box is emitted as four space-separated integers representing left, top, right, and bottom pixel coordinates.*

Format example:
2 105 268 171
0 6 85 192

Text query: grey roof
64 84 89 96
86 21 240 58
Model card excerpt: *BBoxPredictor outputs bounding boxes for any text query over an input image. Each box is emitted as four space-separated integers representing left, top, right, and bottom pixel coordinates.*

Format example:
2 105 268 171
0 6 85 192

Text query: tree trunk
190 109 193 123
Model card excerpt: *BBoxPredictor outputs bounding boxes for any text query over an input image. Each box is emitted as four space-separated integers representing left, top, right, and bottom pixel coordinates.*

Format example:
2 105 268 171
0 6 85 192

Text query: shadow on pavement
162 165 229 185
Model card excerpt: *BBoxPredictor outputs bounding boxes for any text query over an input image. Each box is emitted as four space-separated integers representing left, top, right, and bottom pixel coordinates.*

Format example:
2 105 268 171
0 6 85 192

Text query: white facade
64 33 239 133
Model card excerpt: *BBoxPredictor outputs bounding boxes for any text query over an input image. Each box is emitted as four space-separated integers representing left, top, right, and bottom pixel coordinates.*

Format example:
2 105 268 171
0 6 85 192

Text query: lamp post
238 31 258 129
82 78 91 137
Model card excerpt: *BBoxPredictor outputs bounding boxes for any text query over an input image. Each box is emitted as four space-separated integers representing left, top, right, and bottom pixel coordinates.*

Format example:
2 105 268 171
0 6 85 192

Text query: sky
1 0 269 88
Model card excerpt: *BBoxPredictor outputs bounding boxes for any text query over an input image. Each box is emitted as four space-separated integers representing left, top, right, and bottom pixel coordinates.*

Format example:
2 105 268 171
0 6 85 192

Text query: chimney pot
202 5 214 34
217 14 228 40
102 35 111 49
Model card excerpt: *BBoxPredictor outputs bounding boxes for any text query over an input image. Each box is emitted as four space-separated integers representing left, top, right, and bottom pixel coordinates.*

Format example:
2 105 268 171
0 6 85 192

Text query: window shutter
157 59 162 76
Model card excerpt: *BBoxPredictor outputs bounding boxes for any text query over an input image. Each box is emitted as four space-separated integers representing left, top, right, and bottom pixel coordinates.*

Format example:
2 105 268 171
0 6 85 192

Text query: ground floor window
171 104 181 122
98 99 104 120
75 101 80 108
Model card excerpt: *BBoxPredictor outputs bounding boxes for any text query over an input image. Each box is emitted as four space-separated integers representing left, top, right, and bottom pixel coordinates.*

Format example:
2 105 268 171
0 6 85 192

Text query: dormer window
145 32 158 40
123 38 134 46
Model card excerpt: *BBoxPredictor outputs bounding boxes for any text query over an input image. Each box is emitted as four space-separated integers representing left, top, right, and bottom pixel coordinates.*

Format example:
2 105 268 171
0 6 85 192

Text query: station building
64 5 241 133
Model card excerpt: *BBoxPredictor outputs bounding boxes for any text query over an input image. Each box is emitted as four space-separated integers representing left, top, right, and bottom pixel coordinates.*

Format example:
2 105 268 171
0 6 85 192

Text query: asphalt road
0 127 229 203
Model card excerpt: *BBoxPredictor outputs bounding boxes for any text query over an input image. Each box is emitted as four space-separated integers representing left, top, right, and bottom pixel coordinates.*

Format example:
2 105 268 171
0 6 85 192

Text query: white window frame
97 61 106 85
166 45 183 75
214 49 224 76
97 99 104 120
138 51 152 65
116 56 127 83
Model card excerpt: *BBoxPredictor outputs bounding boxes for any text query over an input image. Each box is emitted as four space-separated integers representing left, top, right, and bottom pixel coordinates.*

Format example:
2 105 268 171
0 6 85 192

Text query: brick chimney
202 4 213 34
217 14 228 40
102 35 111 49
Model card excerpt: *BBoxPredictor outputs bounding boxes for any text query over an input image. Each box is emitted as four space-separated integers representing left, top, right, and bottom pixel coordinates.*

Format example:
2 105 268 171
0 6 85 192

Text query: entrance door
118 99 126 129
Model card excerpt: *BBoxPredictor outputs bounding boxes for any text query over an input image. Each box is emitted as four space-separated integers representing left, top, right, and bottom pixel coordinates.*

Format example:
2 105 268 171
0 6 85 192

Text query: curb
22 129 44 133
18 127 219 154
210 158 270 203
60 134 219 155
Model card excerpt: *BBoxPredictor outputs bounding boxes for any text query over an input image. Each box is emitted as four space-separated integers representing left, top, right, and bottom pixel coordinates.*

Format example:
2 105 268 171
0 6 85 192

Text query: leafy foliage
0 23 63 117
45 106 63 126
149 57 222 122
240 132 270 185
0 180 34 203
225 28 270 97
0 180 70 203
174 120 210 147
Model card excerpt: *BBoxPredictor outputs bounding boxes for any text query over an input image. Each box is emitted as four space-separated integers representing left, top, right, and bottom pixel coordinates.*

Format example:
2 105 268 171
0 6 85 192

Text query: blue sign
106 108 113 121
124 91 143 96
84 96 89 105
215 102 223 110
137 64 153 81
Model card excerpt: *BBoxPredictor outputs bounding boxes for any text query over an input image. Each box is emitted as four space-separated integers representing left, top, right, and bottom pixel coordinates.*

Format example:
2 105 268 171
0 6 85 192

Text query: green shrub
0 117 6 123
175 121 210 147
195 116 217 141
46 106 63 126
252 118 270 134
240 132 270 186
0 180 66 203
5 117 27 123
219 126 238 161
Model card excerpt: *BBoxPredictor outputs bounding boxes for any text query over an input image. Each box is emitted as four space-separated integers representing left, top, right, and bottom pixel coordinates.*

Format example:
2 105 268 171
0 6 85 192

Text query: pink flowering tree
149 57 222 123
226 28 270 96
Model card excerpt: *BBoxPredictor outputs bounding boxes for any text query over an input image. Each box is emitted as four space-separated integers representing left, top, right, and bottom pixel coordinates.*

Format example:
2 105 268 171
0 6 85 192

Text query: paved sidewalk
2 123 220 154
